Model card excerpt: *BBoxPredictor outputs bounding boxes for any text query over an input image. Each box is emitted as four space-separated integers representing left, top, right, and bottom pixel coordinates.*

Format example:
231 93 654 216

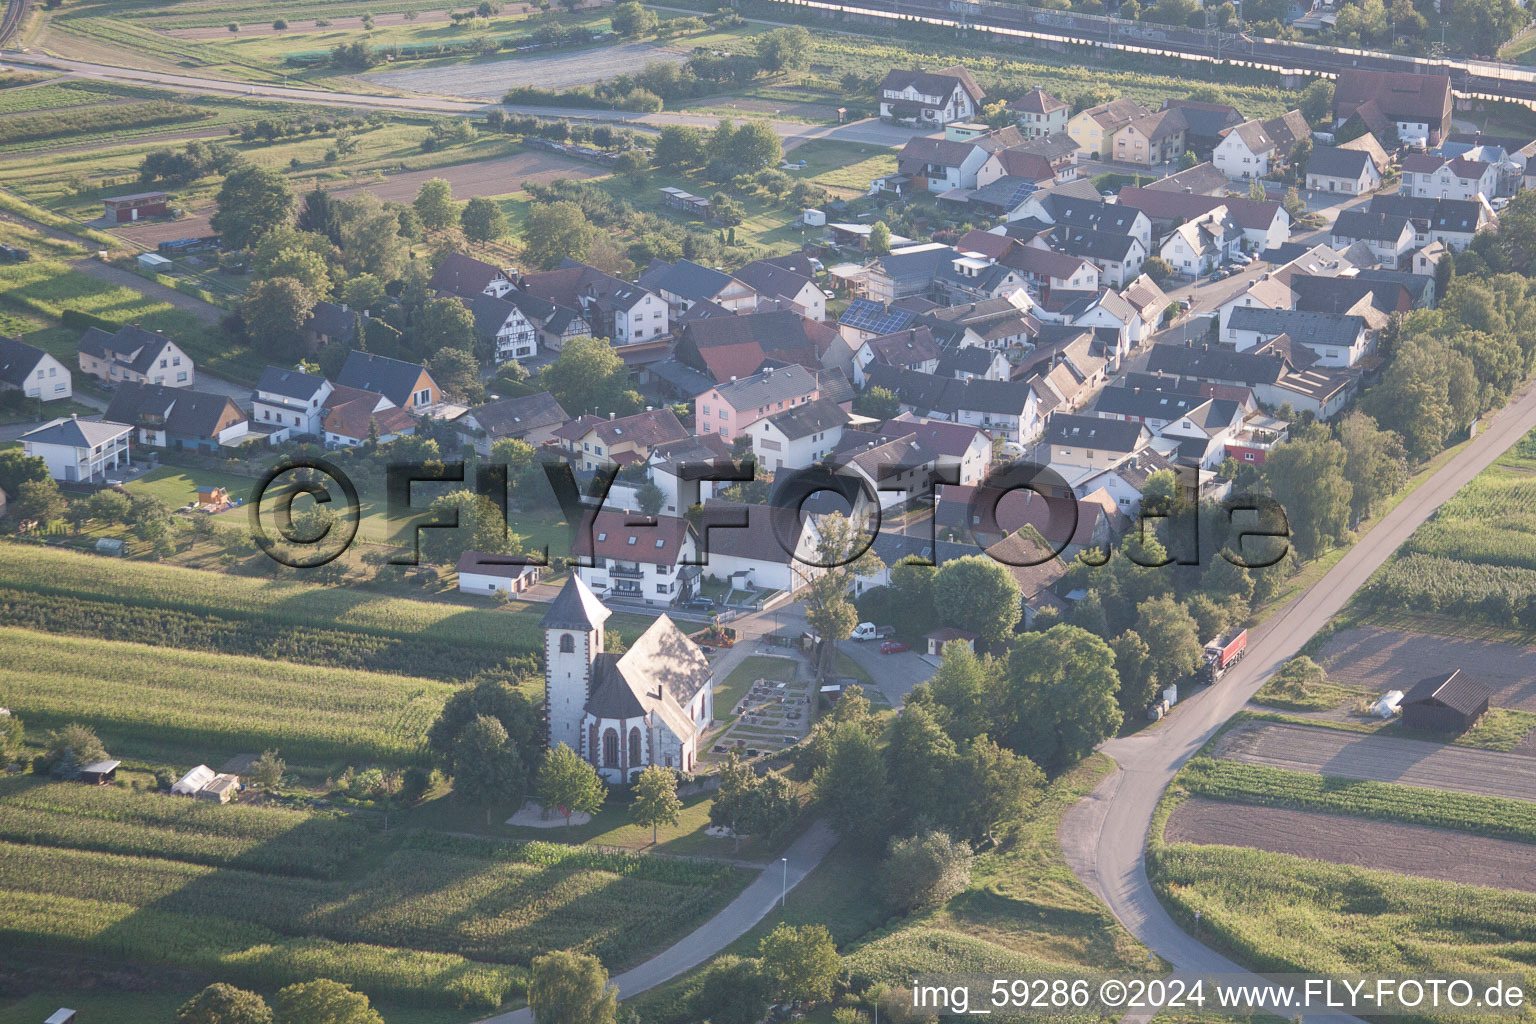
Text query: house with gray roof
460 292 539 363
103 382 248 453
1226 307 1370 367
878 65 984 125
746 396 850 472
638 258 757 317
336 350 440 413
457 391 568 455
304 301 363 350
0 336 71 402
20 415 133 482
696 363 820 441
76 324 192 389
1305 145 1383 197
429 253 514 299
1329 210 1415 269
252 366 332 441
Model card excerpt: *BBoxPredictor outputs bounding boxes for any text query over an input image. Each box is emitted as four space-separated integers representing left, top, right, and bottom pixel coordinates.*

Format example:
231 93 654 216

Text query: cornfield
0 627 453 765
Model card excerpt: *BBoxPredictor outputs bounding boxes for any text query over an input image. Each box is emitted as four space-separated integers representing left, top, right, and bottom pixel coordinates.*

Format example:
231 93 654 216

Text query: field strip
1217 722 1536 801
1166 797 1536 893
1319 624 1536 713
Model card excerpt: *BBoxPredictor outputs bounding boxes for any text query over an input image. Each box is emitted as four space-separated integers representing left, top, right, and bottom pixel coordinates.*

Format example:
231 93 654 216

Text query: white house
1330 211 1416 269
1213 120 1277 180
645 433 733 517
76 324 193 389
1305 146 1382 196
1010 86 1068 138
573 510 698 607
878 66 984 125
457 550 541 596
695 500 823 596
1400 153 1499 202
541 575 713 781
0 337 71 402
747 397 850 473
462 293 539 363
1226 307 1370 368
251 365 333 442
430 252 515 298
20 415 132 483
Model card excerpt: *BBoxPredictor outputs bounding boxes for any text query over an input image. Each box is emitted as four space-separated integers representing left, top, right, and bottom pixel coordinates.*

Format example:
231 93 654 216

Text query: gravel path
1216 722 1536 802
1166 797 1536 893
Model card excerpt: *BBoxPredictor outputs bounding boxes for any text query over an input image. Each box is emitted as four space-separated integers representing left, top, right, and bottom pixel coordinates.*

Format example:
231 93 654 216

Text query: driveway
1217 721 1536 801
1057 372 1536 1023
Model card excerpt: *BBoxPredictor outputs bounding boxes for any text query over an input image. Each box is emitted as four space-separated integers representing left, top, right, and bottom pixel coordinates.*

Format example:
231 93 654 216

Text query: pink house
694 363 820 441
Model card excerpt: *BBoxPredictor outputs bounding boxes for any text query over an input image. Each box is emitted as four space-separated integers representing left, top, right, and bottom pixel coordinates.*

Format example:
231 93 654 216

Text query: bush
881 829 973 912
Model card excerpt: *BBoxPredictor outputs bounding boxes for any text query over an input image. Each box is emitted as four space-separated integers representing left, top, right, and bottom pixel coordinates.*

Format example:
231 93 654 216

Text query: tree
176 983 274 1024
538 743 606 826
636 479 665 517
868 220 892 256
211 164 295 250
529 950 618 1024
882 829 973 911
0 448 48 499
1134 595 1204 691
1336 411 1407 525
429 347 482 403
490 437 537 483
998 625 1122 772
84 487 131 527
540 335 642 417
955 735 1044 842
297 186 342 243
884 703 957 827
340 273 389 314
813 721 890 846
1178 150 1199 169
610 0 658 36
274 979 384 1024
1367 333 1479 460
339 192 410 279
1142 256 1174 285
1271 654 1328 699
1300 79 1334 124
522 200 595 270
461 196 509 244
254 244 332 297
630 764 682 843
921 641 991 742
242 276 315 359
12 478 64 528
756 25 811 71
855 384 900 420
411 295 478 360
413 177 458 230
654 125 705 170
933 555 1021 645
801 513 882 674
420 488 517 565
1448 0 1526 56
693 956 773 1024
45 722 107 773
758 923 840 1004
730 119 783 173
427 676 541 775
453 714 527 821
250 749 286 790
709 753 796 844
1259 433 1352 558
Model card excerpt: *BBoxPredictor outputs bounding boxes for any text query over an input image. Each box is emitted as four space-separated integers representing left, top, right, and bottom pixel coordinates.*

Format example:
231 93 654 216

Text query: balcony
608 562 646 579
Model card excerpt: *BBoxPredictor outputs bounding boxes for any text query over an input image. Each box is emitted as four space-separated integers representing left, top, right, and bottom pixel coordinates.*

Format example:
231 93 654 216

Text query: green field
0 815 745 1009
0 627 454 765
1151 843 1536 1023
0 544 652 683
1360 431 1536 628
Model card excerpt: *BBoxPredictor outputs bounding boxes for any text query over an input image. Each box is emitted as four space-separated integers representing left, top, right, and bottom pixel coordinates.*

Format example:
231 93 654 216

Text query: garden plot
713 675 814 757
367 40 692 98
1166 797 1536 893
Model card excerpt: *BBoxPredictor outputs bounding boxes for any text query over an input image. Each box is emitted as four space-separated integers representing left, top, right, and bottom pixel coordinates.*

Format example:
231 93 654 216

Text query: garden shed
1400 669 1490 733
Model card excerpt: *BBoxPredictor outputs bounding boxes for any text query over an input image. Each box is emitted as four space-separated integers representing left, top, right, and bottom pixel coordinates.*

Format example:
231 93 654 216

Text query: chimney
609 412 615 420
340 302 349 313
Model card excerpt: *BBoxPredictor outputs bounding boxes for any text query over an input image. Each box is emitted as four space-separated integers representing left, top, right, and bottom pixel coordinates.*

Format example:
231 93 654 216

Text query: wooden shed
196 773 241 803
925 626 977 657
78 760 120 785
1400 669 1490 734
103 191 167 223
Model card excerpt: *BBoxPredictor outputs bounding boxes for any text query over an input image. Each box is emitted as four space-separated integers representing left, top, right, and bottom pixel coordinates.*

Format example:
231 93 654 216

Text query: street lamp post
780 856 788 907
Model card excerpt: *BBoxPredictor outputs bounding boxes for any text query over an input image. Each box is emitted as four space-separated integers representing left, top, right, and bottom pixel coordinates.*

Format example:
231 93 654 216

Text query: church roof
583 614 708 740
539 575 611 631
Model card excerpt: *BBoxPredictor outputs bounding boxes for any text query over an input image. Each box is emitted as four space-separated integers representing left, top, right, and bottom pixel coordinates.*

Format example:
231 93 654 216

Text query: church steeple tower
540 576 611 756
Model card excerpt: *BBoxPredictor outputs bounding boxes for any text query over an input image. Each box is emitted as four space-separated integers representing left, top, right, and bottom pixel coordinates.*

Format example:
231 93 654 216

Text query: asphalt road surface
1219 721 1536 800
1059 373 1536 1023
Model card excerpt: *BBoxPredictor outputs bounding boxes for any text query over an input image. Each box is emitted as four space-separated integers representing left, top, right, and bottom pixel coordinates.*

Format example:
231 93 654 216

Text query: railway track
765 0 1536 108
0 0 25 48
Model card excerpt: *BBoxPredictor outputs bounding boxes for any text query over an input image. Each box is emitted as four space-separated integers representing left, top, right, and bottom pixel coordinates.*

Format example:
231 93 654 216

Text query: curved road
1059 376 1536 1020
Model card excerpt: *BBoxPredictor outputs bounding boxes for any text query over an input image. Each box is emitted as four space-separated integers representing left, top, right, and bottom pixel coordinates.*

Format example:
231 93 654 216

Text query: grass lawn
1250 676 1371 713
787 139 898 198
124 464 259 509
715 654 800 724
0 988 470 1024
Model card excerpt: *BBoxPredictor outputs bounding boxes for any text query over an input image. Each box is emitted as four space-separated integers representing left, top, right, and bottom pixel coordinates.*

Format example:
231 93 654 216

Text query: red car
880 640 909 654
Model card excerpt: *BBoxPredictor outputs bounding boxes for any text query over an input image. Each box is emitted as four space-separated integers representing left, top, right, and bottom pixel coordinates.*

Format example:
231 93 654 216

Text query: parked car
880 640 910 654
685 596 715 610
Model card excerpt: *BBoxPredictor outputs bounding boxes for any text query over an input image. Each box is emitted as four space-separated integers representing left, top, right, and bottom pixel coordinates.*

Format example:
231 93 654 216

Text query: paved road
0 52 923 149
1220 721 1536 800
1059 372 1536 1023
472 821 839 1024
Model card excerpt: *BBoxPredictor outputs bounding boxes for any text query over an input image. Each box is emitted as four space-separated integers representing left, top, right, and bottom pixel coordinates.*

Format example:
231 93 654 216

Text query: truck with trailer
1200 629 1248 683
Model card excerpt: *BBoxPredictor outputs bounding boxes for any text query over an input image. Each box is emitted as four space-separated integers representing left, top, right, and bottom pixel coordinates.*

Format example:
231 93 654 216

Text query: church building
541 576 715 783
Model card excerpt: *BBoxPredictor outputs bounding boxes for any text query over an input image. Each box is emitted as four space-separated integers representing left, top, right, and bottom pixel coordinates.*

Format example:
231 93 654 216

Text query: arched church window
628 727 641 765
559 633 575 654
603 729 619 767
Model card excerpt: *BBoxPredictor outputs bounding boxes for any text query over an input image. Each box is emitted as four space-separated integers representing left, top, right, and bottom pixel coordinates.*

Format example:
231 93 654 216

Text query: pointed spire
539 574 611 631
